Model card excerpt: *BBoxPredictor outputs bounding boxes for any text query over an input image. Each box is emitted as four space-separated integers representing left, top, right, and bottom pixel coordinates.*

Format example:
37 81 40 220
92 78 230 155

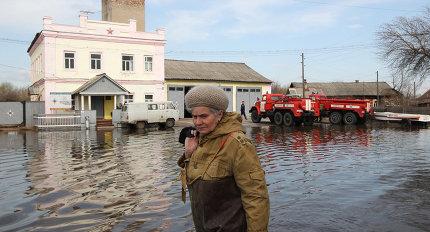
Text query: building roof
27 15 165 54
290 81 398 97
27 32 41 53
165 59 272 84
72 73 130 95
417 89 430 104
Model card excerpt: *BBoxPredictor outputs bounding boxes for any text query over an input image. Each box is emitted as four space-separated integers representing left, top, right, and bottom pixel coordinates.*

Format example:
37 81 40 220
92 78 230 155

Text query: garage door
236 87 262 113
167 86 185 118
221 86 233 112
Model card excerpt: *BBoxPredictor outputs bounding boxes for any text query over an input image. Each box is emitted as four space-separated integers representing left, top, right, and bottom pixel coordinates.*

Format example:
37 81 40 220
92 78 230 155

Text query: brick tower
102 0 145 31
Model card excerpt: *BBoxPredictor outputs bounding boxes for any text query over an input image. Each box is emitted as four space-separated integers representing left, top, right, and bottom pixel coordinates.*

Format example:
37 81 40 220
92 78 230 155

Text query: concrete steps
96 119 113 129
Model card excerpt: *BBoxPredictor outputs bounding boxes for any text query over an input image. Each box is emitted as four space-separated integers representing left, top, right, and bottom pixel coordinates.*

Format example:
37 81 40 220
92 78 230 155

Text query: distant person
177 85 269 232
240 100 247 120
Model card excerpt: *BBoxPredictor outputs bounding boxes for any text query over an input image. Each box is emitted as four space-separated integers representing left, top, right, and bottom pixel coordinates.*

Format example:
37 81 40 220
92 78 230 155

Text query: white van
121 101 179 128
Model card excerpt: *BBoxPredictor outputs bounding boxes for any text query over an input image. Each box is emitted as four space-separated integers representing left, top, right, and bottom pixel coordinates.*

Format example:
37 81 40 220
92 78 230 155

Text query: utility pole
376 70 379 106
301 53 305 98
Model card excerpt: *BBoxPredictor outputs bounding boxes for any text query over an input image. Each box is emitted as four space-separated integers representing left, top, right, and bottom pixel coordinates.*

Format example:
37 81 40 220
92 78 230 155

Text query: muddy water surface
0 123 429 231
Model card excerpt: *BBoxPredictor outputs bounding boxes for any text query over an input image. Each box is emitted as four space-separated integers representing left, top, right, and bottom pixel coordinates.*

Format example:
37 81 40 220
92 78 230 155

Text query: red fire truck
314 96 373 125
250 93 372 126
250 94 319 126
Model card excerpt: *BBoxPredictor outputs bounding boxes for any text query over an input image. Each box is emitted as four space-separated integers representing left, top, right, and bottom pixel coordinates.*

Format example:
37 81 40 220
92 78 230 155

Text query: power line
0 63 28 71
0 36 377 56
0 37 28 44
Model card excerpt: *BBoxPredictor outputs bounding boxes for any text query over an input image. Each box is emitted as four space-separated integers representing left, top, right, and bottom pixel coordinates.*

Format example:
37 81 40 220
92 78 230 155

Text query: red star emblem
107 28 114 34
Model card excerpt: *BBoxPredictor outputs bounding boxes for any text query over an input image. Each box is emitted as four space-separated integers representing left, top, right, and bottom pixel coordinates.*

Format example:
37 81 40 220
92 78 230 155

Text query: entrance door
91 96 104 118
236 87 262 113
104 96 114 119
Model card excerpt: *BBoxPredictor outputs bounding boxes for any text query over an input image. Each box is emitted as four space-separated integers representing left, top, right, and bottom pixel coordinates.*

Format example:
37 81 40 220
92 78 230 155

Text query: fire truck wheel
269 116 275 124
343 112 357 125
329 111 342 124
251 110 261 123
283 112 294 127
274 112 284 125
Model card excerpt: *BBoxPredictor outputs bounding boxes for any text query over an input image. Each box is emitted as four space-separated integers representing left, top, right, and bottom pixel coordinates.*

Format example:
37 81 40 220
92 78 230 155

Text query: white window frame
90 53 101 70
64 51 75 69
144 55 153 72
125 94 134 104
122 54 134 72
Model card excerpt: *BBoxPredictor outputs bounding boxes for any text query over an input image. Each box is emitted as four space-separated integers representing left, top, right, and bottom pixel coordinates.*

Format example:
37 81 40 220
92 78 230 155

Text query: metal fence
34 114 81 129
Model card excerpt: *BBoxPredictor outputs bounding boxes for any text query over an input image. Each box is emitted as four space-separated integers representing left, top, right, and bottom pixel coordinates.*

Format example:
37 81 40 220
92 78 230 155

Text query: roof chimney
102 0 145 31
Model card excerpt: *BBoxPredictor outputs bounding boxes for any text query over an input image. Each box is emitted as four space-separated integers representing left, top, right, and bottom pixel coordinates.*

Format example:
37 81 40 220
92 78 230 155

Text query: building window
91 53 101 70
64 52 75 69
122 55 134 71
144 56 153 72
145 95 153 102
125 95 134 104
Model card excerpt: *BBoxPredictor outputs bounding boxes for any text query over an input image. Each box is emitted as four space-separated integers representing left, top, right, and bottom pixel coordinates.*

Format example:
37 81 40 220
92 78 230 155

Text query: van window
148 104 158 110
159 104 166 110
145 95 153 102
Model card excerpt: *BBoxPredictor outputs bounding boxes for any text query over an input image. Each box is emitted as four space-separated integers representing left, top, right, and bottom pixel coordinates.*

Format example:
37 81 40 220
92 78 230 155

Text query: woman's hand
184 131 198 159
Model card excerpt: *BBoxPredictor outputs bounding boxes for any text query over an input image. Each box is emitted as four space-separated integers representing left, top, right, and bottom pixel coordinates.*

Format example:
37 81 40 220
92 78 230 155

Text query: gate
0 102 24 126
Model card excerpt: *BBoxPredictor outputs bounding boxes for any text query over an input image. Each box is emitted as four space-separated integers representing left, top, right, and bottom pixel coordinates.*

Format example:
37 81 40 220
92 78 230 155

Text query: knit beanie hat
185 85 229 111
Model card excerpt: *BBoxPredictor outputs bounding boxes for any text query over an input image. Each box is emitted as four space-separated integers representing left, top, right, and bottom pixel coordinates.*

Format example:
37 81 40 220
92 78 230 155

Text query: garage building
165 59 272 118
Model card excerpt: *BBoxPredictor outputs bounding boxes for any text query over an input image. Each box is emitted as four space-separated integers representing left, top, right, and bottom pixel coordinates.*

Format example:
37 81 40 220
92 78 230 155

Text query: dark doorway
91 96 104 118
184 86 194 118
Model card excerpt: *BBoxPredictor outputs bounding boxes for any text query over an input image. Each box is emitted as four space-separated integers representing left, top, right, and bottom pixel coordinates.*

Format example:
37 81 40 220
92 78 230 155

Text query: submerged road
0 120 429 231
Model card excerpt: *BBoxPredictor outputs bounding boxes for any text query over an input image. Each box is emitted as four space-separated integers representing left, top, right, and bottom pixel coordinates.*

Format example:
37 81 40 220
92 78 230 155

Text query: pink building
27 13 166 119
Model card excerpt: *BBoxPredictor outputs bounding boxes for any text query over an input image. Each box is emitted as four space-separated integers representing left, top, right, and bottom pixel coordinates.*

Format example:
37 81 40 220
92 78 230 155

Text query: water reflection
0 124 429 231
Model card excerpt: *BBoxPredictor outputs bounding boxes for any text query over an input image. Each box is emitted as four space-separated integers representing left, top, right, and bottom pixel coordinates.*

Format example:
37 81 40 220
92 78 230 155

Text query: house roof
165 59 272 83
417 89 430 104
27 32 41 53
72 73 130 95
290 81 398 97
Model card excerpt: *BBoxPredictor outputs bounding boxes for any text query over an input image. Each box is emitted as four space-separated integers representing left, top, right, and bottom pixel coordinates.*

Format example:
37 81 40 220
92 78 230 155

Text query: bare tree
271 81 289 94
377 7 430 86
0 82 30 102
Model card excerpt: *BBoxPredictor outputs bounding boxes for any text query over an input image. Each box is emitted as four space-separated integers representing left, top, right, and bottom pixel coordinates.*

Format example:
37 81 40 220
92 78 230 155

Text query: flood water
1 123 430 232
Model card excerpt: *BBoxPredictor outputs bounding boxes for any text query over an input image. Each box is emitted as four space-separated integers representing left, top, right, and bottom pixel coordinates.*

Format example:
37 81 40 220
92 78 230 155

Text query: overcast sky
0 0 429 93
